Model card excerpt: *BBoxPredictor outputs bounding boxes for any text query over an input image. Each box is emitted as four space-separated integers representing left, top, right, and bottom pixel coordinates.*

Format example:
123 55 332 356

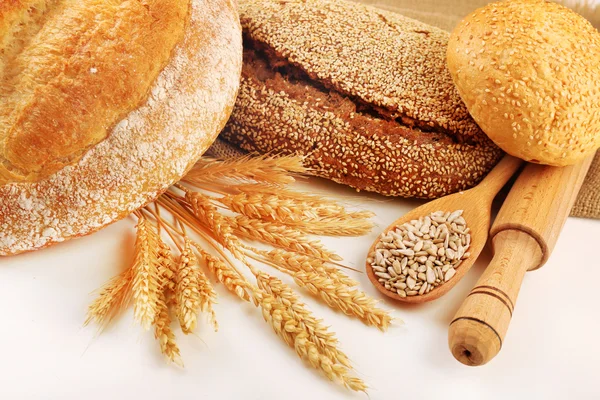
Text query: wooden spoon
366 155 524 304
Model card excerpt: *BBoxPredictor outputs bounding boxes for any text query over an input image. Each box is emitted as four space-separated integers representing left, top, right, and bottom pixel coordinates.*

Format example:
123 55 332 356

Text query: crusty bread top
447 0 600 166
0 0 242 255
239 0 483 141
0 0 189 184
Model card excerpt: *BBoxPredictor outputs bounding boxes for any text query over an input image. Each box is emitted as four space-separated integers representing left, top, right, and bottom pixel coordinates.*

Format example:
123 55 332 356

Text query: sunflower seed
413 240 424 252
447 210 463 223
426 267 435 284
444 268 457 282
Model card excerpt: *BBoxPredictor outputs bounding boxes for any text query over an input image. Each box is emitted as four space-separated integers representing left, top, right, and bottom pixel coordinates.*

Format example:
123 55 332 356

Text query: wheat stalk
228 215 341 262
293 271 392 331
131 216 162 331
153 291 183 366
184 155 305 186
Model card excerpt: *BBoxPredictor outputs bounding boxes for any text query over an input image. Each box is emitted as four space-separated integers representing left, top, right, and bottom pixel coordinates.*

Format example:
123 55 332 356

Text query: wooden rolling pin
448 155 594 366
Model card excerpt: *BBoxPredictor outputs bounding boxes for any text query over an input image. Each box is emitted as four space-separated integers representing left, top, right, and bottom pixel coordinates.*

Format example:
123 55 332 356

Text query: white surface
1 176 599 400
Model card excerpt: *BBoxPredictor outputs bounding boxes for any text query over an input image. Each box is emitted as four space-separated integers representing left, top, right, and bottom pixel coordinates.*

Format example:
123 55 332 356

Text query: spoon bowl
366 155 523 304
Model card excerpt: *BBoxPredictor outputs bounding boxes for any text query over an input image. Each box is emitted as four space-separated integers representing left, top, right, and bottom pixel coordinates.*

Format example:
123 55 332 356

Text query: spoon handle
473 155 524 196
448 155 594 366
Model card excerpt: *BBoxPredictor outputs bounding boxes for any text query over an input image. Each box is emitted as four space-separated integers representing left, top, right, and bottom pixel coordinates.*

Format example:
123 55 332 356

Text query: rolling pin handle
448 229 544 366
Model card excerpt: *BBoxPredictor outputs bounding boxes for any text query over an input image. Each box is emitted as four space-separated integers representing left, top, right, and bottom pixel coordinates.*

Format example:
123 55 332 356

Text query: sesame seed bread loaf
447 0 600 167
221 0 503 199
0 0 242 255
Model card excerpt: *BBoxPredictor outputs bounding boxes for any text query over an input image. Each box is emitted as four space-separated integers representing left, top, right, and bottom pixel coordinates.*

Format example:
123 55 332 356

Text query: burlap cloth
209 0 600 219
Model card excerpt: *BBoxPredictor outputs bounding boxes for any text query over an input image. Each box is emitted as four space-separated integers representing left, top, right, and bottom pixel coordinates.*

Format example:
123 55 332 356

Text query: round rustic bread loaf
0 0 242 255
447 0 600 166
221 0 503 199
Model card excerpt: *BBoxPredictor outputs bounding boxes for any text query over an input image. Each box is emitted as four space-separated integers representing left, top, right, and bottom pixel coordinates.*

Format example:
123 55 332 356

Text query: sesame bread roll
0 0 242 255
447 0 600 166
221 0 503 199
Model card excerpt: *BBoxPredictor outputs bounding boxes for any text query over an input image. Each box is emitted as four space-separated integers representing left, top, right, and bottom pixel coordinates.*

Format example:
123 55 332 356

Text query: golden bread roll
447 0 600 166
0 0 242 255
221 0 503 199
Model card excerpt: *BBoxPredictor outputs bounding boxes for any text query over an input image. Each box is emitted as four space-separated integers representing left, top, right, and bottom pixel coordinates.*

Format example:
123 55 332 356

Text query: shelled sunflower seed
367 210 471 298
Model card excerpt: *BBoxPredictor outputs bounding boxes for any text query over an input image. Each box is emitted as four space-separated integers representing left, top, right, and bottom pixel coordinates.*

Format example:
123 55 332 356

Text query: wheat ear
282 217 375 236
254 288 366 392
256 273 351 368
196 258 218 332
184 155 305 186
293 271 393 331
85 267 134 329
153 291 183 366
233 184 373 220
251 248 359 287
175 239 203 334
228 215 341 262
220 191 373 225
131 216 162 331
157 239 177 293
196 246 251 302
185 191 247 262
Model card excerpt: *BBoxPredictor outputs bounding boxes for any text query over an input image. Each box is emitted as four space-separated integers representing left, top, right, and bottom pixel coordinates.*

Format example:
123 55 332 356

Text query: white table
1 176 599 399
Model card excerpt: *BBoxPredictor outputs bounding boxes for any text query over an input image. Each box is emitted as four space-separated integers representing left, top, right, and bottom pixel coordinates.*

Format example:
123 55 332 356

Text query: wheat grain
228 215 341 261
153 291 183 366
293 271 393 331
131 217 162 331
175 240 202 334
85 267 134 328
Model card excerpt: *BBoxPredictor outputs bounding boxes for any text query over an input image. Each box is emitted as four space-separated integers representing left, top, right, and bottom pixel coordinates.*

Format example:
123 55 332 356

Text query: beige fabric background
210 0 600 219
